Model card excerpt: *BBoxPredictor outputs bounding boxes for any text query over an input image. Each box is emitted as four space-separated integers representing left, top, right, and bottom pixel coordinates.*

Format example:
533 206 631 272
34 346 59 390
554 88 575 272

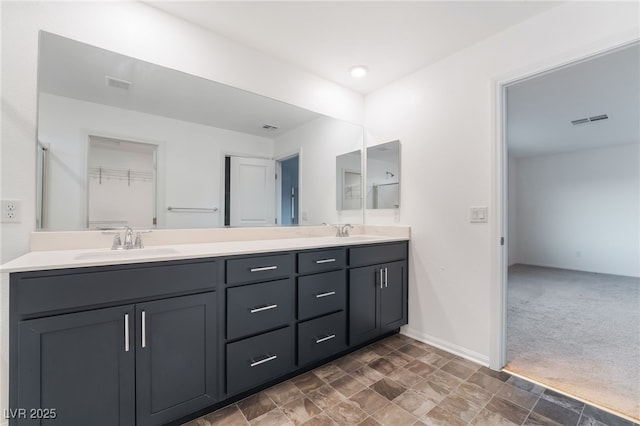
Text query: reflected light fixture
350 65 368 78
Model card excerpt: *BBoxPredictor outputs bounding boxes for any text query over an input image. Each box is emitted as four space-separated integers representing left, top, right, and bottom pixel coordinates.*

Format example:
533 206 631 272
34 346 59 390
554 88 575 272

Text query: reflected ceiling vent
105 75 132 90
262 124 279 130
571 114 608 125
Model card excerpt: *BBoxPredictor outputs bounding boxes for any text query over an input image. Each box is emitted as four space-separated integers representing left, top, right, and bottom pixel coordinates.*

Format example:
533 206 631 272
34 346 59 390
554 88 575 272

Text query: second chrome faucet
103 227 152 250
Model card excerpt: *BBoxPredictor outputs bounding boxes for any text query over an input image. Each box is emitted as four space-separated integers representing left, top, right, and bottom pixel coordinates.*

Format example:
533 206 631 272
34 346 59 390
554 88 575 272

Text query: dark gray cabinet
349 245 408 346
135 293 217 426
17 305 135 426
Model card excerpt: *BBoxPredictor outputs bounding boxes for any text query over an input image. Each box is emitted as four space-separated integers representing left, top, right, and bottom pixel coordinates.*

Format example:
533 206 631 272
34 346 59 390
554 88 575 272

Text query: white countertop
0 234 409 273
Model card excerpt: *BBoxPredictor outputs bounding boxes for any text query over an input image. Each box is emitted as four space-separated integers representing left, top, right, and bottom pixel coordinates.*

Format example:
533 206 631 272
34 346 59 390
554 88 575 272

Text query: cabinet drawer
349 242 407 267
226 254 293 285
298 311 346 366
13 260 218 316
227 279 293 340
227 327 294 395
297 271 346 321
297 248 346 274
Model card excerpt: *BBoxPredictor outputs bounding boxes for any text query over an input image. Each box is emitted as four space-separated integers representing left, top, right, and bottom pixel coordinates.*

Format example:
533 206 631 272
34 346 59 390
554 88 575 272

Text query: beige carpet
506 264 640 422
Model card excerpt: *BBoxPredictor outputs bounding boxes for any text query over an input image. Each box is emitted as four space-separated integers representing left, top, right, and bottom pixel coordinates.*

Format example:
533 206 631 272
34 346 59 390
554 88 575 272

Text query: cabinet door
380 261 408 333
135 292 217 426
17 305 135 426
349 265 380 346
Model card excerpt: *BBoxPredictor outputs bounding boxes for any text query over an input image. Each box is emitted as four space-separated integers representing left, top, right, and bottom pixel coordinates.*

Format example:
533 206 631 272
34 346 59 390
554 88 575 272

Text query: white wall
274 116 364 226
38 93 273 230
0 1 363 263
509 144 639 277
365 2 639 362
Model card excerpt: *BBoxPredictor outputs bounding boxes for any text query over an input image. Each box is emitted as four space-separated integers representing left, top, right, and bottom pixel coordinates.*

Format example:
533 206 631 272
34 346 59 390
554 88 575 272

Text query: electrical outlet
1 200 21 223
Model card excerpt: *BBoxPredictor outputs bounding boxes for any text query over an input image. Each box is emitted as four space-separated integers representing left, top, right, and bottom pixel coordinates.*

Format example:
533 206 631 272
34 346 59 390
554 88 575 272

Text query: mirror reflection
336 150 362 211
366 140 400 209
36 32 364 230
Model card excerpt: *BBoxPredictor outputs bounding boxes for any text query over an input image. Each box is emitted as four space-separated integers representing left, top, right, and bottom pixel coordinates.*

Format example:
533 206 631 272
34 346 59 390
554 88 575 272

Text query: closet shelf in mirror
89 166 153 185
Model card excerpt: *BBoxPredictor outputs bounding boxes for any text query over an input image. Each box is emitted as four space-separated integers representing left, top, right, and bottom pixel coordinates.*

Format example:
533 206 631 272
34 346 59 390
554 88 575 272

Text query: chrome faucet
123 227 134 249
341 224 354 237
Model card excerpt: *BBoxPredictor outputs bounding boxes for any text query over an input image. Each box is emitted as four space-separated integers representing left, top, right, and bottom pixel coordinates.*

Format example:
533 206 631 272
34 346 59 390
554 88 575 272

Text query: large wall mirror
36 32 364 230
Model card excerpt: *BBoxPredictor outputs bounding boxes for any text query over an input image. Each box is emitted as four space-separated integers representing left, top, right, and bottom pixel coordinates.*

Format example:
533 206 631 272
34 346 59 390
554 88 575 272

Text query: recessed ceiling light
350 65 368 79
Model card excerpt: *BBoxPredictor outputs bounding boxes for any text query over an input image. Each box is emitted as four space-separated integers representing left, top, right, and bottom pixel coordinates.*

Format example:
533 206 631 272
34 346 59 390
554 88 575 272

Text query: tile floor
182 334 638 426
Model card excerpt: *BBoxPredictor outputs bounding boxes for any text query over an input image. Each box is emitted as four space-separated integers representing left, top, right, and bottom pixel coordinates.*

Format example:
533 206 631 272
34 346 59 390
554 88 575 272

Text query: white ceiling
507 43 640 158
146 1 561 94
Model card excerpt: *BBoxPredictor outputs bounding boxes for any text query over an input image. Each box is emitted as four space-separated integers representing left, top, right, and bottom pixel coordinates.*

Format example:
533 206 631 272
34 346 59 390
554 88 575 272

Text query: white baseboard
400 326 490 367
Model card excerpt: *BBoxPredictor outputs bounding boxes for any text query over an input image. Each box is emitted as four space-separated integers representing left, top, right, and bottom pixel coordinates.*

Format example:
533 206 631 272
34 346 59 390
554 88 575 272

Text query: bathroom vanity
5 235 408 425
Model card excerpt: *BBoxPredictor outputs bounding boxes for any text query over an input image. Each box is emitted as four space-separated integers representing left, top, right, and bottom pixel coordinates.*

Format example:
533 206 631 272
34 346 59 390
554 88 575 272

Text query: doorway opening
224 155 276 227
499 42 639 421
87 135 157 229
277 155 299 226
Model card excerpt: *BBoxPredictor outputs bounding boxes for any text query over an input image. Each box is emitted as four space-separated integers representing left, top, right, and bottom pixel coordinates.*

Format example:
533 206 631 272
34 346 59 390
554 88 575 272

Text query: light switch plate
470 206 488 223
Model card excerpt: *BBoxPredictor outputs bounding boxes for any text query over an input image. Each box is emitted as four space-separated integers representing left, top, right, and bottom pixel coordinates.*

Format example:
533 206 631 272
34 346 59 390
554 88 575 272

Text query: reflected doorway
277 155 299 226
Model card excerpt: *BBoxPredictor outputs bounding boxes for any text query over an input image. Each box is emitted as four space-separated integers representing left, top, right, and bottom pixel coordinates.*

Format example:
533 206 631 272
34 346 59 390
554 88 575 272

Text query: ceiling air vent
571 114 608 125
105 76 132 90
262 124 279 130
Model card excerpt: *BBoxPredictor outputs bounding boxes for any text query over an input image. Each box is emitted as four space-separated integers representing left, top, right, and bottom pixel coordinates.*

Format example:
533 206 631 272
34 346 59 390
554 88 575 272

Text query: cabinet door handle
124 314 130 352
250 354 277 367
250 304 278 313
142 310 147 348
250 265 278 272
385 267 388 288
315 258 336 264
315 334 336 344
316 291 336 298
380 268 384 289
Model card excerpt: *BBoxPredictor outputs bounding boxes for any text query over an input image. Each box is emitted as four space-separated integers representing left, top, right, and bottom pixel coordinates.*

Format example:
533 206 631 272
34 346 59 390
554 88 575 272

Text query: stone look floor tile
369 342 394 356
237 393 277 422
385 351 414 368
334 355 364 373
293 372 326 394
453 382 493 408
485 395 531 425
421 406 467 426
351 365 386 387
524 411 563 425
281 397 323 425
581 404 635 426
466 371 506 394
398 344 428 358
358 417 383 426
371 402 417 426
324 400 368 426
404 359 436 377
532 398 581 426
370 378 407 401
189 404 248 426
437 393 484 422
250 408 294 426
349 388 391 415
314 363 346 383
541 389 585 414
410 378 450 404
506 376 545 395
307 385 345 411
300 413 337 426
330 374 366 398
497 382 540 411
478 366 511 382
427 369 463 393
419 353 449 369
353 348 381 364
387 367 424 388
368 358 398 376
265 381 305 406
440 359 478 381
393 390 437 418
470 408 519 426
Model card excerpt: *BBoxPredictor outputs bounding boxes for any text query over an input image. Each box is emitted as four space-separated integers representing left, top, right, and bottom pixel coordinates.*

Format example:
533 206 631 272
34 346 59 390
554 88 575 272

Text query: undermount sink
316 235 383 243
74 247 179 260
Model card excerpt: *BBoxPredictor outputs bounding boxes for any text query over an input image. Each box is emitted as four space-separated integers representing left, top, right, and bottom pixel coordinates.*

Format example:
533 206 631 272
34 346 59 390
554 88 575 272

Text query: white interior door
230 156 276 227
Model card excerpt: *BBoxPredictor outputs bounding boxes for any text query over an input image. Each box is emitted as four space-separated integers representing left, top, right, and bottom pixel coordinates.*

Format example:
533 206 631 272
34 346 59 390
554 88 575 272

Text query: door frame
275 150 301 226
489 40 639 370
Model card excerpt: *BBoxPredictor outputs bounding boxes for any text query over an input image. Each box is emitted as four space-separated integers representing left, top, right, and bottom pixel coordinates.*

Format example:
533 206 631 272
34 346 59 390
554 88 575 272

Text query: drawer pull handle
250 304 278 313
380 268 384 289
250 354 277 367
250 265 278 272
315 258 336 264
316 291 336 298
385 267 388 288
124 314 130 352
316 334 336 344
